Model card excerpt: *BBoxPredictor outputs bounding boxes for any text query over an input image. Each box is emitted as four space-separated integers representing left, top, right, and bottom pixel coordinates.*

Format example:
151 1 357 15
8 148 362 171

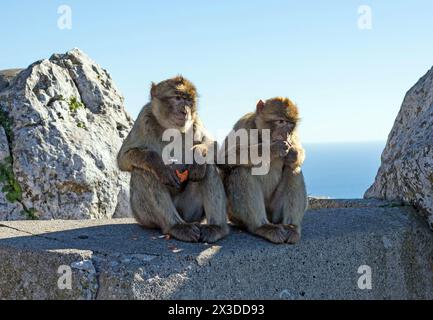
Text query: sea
302 141 386 199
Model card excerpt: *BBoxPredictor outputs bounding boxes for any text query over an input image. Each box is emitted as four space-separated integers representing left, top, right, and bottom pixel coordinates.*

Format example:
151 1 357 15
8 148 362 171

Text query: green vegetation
67 96 87 128
76 121 86 129
68 96 84 113
0 156 22 203
0 157 39 220
0 108 39 220
0 108 14 140
21 207 39 220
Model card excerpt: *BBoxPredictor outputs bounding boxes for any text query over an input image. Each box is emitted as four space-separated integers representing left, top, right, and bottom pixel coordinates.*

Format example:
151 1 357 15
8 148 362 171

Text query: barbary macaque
218 97 308 244
117 76 228 243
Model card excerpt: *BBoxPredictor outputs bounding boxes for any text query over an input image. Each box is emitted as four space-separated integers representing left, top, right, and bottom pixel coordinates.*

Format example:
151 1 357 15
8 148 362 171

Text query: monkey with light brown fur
117 76 229 243
218 97 308 244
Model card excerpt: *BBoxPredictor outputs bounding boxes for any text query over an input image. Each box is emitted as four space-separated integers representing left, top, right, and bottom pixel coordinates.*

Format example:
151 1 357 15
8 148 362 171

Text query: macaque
117 76 228 243
218 97 307 244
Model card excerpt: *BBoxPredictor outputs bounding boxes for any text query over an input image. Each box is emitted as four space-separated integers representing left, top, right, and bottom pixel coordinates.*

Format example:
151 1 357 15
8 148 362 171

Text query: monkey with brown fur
117 76 229 243
218 97 307 244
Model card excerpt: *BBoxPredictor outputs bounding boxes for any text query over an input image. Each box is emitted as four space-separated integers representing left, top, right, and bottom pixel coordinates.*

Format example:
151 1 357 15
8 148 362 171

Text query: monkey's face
151 76 197 130
269 117 296 141
165 93 194 127
256 97 299 142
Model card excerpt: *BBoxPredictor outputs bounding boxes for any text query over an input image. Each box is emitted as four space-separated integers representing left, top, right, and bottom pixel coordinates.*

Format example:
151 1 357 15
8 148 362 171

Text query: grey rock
365 67 433 229
308 197 399 209
0 127 24 220
0 49 133 220
1 200 432 300
0 69 22 91
71 259 96 274
0 126 10 163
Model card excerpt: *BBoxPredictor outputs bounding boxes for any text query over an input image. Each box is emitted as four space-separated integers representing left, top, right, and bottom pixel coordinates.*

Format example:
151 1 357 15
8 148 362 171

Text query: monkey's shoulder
135 103 153 122
134 104 163 132
233 112 257 131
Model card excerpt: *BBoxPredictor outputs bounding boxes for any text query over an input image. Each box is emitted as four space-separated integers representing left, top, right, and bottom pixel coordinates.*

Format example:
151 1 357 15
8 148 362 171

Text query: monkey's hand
188 144 208 181
156 164 182 189
192 144 208 159
270 140 290 159
284 146 305 170
187 163 207 181
285 147 299 163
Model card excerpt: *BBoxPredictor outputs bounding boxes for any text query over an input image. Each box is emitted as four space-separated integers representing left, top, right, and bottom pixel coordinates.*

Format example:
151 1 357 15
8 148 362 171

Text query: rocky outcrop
0 49 133 220
365 67 433 228
0 126 24 220
0 69 22 92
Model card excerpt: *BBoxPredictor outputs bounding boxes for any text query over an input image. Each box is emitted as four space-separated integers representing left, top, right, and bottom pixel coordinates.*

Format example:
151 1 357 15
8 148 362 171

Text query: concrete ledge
1 200 433 300
307 197 402 209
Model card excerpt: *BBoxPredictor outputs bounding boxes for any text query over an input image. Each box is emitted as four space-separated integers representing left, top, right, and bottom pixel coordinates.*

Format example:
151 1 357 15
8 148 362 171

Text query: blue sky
1 1 432 143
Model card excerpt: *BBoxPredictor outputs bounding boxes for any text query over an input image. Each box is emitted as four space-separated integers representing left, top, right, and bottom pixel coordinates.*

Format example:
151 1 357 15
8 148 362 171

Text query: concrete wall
1 200 432 299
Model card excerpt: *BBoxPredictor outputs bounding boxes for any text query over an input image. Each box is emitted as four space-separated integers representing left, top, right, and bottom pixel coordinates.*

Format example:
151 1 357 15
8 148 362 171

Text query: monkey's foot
282 224 300 244
169 223 201 243
199 225 229 243
254 224 290 244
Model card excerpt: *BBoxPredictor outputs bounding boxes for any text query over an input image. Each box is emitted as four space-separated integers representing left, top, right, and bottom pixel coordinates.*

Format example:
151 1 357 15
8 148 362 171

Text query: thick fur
219 97 308 244
118 77 228 243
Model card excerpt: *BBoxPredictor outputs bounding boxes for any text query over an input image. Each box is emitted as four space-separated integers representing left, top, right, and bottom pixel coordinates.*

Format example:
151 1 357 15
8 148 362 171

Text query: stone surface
0 126 24 220
365 67 433 229
1 200 432 300
0 49 133 220
307 197 401 209
0 69 22 91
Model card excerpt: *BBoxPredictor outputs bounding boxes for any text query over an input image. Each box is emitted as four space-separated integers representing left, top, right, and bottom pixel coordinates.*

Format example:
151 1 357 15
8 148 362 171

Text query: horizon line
303 140 387 145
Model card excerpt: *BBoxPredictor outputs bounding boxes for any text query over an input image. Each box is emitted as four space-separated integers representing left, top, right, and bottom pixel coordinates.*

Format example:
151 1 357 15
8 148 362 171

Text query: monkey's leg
269 168 308 244
225 167 290 244
194 165 229 243
174 183 204 223
130 170 200 242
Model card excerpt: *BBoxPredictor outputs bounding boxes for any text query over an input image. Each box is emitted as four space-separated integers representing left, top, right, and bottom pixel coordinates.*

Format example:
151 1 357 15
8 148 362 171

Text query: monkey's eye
175 96 182 101
275 120 287 127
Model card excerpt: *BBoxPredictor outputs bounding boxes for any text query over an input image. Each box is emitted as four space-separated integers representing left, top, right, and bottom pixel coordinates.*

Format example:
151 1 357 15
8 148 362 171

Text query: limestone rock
0 126 24 220
365 67 433 228
0 69 22 92
0 49 133 220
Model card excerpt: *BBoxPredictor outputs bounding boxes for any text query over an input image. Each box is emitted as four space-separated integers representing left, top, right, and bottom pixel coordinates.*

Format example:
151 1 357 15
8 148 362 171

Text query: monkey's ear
256 100 265 113
150 82 157 98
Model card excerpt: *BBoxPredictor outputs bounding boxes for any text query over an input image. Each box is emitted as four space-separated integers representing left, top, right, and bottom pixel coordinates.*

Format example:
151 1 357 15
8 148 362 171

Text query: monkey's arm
118 147 161 172
187 119 219 181
119 146 182 188
284 147 304 170
284 133 305 171
117 107 150 172
217 138 266 169
117 107 181 187
191 118 216 159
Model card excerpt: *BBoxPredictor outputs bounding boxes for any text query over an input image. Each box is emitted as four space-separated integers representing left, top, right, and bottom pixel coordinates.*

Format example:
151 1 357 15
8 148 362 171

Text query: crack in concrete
0 223 64 243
